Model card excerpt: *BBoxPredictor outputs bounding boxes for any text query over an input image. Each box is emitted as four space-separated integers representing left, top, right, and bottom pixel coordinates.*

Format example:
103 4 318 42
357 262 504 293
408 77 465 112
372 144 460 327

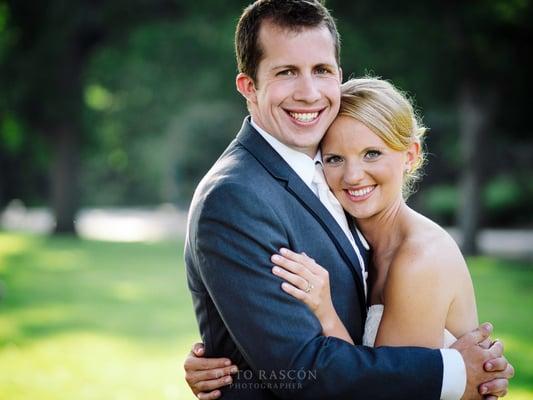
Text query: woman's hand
271 248 353 343
183 342 238 399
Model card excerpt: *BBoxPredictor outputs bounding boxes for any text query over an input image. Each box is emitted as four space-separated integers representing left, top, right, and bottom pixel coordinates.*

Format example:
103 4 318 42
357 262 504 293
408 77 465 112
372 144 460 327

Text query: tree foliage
0 0 531 234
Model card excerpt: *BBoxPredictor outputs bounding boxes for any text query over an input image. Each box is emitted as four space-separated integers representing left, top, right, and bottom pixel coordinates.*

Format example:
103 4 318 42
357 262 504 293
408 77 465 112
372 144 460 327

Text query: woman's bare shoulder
387 212 468 294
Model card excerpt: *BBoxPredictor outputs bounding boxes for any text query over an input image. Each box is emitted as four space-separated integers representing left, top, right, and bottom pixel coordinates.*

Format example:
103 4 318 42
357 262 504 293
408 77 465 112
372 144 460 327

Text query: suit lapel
236 118 367 301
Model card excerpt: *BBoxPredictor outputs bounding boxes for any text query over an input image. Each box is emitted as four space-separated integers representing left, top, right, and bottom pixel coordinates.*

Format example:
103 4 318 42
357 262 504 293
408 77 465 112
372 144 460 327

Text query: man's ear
236 73 258 104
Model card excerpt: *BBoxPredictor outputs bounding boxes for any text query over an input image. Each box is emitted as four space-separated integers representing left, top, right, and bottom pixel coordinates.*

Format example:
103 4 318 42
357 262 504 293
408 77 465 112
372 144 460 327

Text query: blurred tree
1 0 185 233
0 0 531 238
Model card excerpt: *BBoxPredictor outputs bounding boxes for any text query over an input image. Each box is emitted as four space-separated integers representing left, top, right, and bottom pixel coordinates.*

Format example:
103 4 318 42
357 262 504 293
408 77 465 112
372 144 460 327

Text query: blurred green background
0 0 532 399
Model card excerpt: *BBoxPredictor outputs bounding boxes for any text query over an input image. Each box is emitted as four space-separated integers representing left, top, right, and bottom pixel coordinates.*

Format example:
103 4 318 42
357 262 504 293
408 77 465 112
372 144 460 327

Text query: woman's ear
236 73 258 104
405 141 421 172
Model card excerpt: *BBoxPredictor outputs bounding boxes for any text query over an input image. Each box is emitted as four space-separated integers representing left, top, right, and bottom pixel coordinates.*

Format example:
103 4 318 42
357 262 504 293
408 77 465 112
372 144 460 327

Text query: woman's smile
344 185 377 202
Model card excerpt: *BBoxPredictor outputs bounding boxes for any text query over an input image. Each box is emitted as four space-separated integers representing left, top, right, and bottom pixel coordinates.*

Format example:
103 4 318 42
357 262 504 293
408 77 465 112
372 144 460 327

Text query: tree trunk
50 42 85 235
51 123 80 234
457 83 487 255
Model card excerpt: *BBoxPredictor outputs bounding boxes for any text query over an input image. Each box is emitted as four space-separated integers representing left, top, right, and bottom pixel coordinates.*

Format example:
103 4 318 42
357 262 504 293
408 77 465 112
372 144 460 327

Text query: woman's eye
365 150 381 160
324 155 343 164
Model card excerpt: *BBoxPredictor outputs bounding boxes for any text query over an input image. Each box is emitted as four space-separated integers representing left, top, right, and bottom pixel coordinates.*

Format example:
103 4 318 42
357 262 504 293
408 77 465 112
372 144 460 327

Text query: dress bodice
362 304 457 348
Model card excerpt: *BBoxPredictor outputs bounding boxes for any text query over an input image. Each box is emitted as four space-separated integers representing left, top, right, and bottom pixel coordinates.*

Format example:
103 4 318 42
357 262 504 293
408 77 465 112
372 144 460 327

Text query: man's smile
284 108 325 125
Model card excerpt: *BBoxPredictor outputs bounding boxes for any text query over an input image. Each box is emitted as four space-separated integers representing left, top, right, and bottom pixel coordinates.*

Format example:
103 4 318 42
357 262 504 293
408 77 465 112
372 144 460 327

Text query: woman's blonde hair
339 77 427 198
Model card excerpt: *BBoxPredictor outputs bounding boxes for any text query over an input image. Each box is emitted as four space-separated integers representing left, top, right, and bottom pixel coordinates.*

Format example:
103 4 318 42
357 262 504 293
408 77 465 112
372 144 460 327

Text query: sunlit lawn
0 232 531 399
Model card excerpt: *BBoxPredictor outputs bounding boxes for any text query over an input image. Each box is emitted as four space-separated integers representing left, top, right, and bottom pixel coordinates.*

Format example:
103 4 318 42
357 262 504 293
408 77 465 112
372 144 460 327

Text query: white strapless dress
362 305 457 348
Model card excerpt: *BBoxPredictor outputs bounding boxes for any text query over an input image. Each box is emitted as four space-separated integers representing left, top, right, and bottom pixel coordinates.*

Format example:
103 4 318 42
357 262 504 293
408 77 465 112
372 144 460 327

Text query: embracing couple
183 1 514 399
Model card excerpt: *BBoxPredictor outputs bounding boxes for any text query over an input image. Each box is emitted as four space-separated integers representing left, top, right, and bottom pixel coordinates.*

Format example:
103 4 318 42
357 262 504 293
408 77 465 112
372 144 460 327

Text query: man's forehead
258 19 330 44
257 21 337 65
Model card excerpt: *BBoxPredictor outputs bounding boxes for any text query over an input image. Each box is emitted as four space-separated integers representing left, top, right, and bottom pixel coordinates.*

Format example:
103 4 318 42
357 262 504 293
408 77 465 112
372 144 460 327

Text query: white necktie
312 163 368 295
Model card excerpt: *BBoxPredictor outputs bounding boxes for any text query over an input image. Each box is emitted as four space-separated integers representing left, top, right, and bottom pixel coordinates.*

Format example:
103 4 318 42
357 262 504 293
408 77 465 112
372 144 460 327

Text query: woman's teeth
348 186 374 196
289 111 319 123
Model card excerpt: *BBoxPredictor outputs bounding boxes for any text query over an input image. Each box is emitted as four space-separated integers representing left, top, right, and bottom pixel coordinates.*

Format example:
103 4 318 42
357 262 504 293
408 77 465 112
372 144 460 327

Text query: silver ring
304 280 314 293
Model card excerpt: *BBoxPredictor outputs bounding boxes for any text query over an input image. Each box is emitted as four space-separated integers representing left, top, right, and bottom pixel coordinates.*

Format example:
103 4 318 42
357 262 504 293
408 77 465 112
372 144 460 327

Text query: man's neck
250 117 319 159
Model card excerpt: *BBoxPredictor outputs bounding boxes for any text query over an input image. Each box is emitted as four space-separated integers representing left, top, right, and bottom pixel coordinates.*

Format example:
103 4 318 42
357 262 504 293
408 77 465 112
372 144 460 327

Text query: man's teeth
289 111 319 122
348 186 374 197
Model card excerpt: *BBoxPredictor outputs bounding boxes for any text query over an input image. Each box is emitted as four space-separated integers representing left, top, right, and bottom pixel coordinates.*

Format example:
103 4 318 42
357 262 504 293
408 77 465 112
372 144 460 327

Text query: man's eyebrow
315 62 337 68
271 64 297 71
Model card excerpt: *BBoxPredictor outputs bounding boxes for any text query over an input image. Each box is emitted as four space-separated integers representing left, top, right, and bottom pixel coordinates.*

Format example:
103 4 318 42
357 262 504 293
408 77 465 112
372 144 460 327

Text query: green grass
0 232 531 399
0 232 199 400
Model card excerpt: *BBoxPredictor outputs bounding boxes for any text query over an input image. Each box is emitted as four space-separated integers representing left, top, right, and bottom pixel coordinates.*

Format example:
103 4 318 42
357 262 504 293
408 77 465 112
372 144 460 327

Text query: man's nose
293 74 321 103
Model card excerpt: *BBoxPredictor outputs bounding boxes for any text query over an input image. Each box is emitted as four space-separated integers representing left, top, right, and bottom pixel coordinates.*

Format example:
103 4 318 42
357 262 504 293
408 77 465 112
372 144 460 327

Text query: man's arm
189 181 444 399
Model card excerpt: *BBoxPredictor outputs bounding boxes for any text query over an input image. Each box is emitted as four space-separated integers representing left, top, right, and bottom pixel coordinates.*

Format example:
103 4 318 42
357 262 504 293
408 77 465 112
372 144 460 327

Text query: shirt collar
251 118 317 188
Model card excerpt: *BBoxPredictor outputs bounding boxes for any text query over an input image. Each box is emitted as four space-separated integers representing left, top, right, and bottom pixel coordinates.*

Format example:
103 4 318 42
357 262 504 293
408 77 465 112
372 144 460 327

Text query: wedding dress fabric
363 304 457 348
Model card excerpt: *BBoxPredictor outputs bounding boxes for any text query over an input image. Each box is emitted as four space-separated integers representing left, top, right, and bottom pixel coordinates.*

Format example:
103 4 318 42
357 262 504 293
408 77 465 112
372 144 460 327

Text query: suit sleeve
189 181 443 400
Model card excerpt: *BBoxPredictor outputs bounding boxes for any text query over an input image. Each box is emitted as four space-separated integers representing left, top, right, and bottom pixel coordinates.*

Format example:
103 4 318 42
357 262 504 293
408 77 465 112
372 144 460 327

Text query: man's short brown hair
235 0 340 83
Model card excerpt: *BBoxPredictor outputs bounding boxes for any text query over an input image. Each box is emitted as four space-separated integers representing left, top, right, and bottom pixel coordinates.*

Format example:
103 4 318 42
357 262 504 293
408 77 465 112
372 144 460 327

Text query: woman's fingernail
280 248 288 255
231 366 238 373
486 362 493 371
225 376 232 384
224 359 231 366
272 254 281 261
480 386 488 394
272 266 280 273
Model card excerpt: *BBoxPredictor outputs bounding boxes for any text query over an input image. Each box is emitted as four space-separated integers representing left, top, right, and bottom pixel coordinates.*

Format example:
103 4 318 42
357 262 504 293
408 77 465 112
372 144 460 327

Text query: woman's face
321 115 417 220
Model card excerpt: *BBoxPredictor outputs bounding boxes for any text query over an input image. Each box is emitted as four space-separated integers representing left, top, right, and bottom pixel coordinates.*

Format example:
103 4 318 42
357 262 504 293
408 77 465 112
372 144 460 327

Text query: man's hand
183 343 238 400
452 323 514 400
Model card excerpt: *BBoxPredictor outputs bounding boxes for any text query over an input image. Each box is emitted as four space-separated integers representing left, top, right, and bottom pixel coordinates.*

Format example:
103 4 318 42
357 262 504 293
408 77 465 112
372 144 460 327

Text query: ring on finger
304 280 314 293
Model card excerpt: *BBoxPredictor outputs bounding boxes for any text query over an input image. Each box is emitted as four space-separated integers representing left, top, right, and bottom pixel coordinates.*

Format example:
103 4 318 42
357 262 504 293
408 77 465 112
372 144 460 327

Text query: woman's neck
357 197 412 259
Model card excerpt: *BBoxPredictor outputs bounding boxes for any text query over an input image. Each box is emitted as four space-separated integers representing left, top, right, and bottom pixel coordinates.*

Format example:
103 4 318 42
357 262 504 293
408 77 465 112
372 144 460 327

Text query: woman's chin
344 205 376 220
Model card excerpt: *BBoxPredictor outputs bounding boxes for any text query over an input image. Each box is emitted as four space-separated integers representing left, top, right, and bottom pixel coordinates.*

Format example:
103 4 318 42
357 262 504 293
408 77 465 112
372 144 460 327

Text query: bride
270 77 477 350
183 77 510 399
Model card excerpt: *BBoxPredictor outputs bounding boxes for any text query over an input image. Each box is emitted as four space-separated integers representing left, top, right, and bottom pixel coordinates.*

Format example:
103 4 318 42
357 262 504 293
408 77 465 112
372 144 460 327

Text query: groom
185 1 512 399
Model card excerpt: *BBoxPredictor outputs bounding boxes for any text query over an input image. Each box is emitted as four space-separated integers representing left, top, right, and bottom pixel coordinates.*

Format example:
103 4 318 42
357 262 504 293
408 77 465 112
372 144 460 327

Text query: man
184 1 513 399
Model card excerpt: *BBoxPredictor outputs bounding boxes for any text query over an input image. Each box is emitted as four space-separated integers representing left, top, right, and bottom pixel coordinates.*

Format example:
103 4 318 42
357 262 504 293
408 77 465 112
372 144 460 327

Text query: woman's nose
343 161 365 185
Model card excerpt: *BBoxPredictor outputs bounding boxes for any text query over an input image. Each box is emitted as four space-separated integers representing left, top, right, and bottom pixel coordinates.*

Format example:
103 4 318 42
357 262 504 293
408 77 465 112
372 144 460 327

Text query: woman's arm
271 248 355 344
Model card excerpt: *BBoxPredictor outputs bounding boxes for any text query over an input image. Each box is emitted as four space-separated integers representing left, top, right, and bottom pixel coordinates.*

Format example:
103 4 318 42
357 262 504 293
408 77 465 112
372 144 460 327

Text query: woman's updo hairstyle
339 77 427 198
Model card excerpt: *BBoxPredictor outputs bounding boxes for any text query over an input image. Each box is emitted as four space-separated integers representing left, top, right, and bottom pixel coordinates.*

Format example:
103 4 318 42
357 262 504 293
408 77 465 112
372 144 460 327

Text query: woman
184 78 479 398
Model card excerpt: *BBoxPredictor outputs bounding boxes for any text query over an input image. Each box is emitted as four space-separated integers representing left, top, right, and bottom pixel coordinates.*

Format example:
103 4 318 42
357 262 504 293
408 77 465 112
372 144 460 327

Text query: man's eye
365 150 382 160
324 155 343 164
277 69 295 77
315 67 331 75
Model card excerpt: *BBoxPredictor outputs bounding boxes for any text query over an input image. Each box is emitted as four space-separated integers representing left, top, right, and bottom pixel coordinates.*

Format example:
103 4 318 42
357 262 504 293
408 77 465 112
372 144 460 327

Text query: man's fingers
198 390 222 400
192 342 205 356
478 337 492 349
479 378 508 397
487 340 504 359
184 355 231 371
195 374 233 392
452 322 493 350
484 355 508 372
192 366 238 382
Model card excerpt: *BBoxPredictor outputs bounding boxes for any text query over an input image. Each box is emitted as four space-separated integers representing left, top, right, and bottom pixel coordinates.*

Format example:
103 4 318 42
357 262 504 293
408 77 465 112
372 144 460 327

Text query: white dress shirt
250 118 466 400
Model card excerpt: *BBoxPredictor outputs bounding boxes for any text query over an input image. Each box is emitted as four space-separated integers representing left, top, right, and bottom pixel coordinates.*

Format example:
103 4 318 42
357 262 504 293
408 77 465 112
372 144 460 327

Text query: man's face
239 22 341 157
